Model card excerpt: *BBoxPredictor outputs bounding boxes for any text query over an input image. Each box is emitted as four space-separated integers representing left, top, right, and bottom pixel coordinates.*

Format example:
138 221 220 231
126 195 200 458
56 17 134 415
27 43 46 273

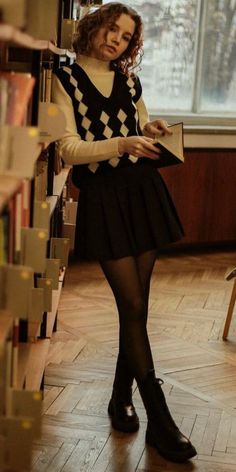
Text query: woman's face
90 13 135 62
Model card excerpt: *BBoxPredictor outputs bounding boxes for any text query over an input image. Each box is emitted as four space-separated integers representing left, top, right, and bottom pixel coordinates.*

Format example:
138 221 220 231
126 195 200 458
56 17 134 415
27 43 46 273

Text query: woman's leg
100 252 196 462
100 254 154 383
105 250 157 432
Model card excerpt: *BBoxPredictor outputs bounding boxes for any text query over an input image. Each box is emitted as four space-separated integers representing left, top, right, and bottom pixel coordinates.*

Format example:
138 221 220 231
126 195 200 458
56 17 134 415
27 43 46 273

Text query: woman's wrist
118 137 125 155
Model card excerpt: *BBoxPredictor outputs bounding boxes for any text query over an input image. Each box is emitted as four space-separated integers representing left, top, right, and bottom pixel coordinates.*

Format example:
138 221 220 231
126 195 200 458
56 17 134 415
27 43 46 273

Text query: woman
52 2 196 463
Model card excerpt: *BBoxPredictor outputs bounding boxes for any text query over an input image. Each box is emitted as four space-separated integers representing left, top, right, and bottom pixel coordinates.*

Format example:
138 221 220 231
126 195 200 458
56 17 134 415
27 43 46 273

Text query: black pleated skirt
74 162 184 261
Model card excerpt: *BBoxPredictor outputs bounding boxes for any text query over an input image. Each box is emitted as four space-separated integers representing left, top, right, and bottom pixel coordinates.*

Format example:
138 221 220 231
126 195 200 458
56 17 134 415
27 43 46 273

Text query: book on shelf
11 388 42 437
0 416 34 470
0 72 35 126
50 237 70 268
21 179 31 228
33 200 50 233
64 200 78 224
4 264 34 319
0 211 9 265
62 223 76 250
11 318 19 388
152 122 184 168
0 125 41 179
7 197 16 263
14 190 23 257
40 64 53 102
28 287 44 323
25 0 58 41
20 227 48 273
61 19 79 50
45 258 60 290
34 156 48 201
11 180 31 261
0 332 12 416
36 277 53 312
38 101 66 143
0 0 27 28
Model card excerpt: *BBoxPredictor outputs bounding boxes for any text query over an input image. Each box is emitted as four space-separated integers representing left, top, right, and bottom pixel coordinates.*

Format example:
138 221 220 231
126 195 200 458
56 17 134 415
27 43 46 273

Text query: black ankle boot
138 370 197 463
108 357 139 433
108 387 139 433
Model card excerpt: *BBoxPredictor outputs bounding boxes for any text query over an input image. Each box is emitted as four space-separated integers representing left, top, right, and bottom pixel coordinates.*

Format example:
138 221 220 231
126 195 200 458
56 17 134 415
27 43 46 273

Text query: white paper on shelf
38 102 66 143
0 126 41 179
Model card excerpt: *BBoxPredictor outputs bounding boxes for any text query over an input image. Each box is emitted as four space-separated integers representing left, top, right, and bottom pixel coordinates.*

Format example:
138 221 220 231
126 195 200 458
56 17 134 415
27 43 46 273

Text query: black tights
100 250 157 384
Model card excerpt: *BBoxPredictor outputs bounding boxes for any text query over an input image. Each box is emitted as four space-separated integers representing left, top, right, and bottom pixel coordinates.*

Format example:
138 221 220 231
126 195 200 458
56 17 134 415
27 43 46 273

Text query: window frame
137 0 236 133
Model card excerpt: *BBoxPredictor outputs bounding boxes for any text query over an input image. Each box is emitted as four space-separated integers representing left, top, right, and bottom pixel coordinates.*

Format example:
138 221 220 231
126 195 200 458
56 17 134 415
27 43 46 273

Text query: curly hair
73 2 143 75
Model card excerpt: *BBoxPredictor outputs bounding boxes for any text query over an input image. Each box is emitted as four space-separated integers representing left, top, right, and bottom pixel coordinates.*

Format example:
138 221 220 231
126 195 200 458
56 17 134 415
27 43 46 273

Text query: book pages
153 122 184 167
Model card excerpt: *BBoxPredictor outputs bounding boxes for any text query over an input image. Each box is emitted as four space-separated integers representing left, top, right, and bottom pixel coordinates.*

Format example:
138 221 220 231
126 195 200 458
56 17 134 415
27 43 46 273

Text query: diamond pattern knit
55 63 142 187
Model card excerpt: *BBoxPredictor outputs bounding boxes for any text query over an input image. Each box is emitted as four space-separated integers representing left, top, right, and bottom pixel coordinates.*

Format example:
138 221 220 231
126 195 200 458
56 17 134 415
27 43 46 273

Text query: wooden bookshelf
25 339 50 391
0 314 12 346
0 24 76 58
17 269 66 391
17 342 31 388
46 270 65 337
0 1 73 468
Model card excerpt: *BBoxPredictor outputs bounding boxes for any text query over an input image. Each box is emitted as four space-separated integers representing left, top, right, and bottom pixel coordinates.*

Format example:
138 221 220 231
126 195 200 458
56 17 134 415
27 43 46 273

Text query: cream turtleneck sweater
52 55 150 166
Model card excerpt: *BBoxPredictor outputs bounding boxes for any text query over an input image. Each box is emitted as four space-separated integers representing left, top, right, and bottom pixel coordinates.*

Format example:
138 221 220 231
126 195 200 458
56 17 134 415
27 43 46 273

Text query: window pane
104 0 199 113
200 0 236 113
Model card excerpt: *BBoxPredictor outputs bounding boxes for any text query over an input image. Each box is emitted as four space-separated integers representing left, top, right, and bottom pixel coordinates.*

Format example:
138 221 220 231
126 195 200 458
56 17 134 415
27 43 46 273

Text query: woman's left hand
143 119 172 138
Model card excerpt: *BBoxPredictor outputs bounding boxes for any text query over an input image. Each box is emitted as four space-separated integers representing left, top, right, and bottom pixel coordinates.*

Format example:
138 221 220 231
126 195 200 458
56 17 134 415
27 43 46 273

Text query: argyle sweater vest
55 62 143 187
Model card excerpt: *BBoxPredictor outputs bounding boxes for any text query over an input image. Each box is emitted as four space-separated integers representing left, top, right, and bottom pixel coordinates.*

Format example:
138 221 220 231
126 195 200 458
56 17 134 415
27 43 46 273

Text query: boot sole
146 430 197 463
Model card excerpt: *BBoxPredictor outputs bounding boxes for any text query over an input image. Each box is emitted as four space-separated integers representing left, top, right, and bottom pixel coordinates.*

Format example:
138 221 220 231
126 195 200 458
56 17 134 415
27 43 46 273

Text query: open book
152 122 184 168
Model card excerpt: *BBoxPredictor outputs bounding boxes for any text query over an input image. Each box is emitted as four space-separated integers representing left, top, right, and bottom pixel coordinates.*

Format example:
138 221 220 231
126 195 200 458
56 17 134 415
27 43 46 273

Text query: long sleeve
52 74 121 165
136 95 150 132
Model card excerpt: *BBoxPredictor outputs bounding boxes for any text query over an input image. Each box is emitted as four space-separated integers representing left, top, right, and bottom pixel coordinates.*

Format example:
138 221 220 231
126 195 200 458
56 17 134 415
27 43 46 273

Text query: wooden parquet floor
32 247 236 471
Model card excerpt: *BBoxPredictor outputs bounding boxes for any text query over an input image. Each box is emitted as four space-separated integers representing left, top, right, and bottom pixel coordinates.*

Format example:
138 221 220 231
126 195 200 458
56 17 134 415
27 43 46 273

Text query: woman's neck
76 54 111 72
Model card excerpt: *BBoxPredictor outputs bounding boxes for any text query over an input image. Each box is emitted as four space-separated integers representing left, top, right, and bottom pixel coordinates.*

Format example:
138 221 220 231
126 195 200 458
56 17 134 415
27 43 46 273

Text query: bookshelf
0 176 22 213
0 1 75 470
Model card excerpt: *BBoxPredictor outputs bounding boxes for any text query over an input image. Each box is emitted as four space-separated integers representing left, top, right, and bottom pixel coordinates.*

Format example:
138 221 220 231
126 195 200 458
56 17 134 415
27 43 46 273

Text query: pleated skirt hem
74 163 184 261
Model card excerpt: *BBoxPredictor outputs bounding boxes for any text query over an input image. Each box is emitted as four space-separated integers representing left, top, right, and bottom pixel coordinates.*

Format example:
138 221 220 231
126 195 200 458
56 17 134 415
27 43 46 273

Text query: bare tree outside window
103 0 236 118
200 0 236 113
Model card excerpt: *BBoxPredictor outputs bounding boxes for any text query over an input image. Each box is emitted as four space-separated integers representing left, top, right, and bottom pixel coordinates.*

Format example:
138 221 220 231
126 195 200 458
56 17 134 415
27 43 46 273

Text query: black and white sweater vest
55 62 143 186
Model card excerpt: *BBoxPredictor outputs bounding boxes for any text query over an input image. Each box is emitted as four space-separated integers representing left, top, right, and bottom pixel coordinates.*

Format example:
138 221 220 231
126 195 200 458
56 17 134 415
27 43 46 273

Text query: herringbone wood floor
32 247 236 471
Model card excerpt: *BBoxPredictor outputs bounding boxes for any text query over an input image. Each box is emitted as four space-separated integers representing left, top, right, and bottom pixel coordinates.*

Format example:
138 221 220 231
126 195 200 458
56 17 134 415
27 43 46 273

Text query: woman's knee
119 295 146 321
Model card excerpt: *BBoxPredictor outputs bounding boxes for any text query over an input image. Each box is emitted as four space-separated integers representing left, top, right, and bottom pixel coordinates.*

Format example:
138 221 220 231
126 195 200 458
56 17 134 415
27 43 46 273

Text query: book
152 122 184 168
20 227 48 273
45 258 60 290
0 125 41 179
0 211 9 265
11 389 42 437
36 277 53 312
0 72 35 126
50 237 70 268
0 0 27 28
38 101 66 143
28 288 44 323
25 0 58 41
62 223 76 250
0 416 34 470
5 264 34 319
33 200 50 233
64 200 78 224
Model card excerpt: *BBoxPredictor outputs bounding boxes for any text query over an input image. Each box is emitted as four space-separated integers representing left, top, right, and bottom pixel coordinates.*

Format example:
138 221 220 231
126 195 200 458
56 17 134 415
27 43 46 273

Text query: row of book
0 2 75 468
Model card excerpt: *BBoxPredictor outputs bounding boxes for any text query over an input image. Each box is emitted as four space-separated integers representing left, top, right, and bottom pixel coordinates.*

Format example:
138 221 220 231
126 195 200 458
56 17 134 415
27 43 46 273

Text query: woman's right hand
118 136 160 160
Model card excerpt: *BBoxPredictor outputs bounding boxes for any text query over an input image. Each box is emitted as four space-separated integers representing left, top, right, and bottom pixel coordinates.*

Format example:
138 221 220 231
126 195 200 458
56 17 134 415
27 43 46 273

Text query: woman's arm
136 96 171 138
52 74 121 165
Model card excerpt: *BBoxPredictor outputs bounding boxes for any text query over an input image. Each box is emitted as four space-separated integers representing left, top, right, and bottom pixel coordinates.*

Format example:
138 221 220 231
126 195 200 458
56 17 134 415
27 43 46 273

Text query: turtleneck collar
76 54 111 73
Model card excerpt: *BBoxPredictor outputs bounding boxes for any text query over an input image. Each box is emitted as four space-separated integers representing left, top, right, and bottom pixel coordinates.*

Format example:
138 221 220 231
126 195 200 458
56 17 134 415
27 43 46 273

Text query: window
104 0 236 124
